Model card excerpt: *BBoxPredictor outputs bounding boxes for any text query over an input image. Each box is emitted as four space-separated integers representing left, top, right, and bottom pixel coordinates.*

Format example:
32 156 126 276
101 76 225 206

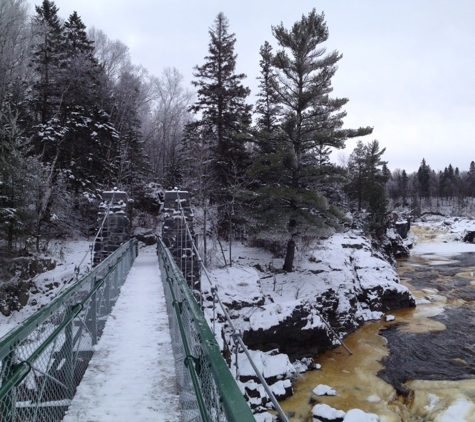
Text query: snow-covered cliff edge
200 230 415 410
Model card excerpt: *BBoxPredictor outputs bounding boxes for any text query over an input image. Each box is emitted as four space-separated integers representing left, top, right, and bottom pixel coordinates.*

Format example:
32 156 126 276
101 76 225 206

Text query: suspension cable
88 189 118 269
173 190 290 422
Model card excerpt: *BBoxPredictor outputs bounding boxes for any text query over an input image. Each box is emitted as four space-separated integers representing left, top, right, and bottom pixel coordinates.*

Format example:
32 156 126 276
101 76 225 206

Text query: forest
1 0 475 272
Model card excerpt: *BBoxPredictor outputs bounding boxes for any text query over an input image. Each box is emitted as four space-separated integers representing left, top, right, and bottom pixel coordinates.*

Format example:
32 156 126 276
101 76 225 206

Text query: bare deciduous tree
0 0 31 109
144 67 194 186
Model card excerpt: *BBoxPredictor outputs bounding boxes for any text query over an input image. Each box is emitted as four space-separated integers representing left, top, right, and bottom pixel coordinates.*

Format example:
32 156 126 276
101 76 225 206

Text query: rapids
278 222 475 421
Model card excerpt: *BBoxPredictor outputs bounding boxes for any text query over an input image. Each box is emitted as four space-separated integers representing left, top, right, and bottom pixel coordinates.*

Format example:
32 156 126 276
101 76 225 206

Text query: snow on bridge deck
63 246 181 422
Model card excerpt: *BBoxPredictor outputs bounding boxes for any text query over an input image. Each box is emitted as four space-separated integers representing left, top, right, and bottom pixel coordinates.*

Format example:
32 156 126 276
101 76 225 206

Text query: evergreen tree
30 5 124 193
108 68 149 189
254 41 280 153
188 12 252 197
345 140 389 234
61 11 101 108
417 158 431 199
363 140 389 233
467 161 475 197
400 169 408 205
248 10 372 271
30 0 64 125
0 115 36 253
346 140 367 211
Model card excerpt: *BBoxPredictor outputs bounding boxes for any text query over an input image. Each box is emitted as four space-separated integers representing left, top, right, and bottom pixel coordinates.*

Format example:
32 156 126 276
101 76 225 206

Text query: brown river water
279 225 475 421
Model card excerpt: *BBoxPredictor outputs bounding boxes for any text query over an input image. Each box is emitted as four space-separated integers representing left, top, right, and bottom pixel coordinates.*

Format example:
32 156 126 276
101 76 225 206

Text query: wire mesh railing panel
160 190 290 422
157 239 255 422
0 240 137 422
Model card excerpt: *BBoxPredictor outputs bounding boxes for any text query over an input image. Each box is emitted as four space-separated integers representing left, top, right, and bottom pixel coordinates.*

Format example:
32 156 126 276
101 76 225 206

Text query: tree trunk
283 238 295 272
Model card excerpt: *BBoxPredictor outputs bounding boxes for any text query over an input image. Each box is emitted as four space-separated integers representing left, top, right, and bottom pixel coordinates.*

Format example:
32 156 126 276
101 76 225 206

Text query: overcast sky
28 0 475 174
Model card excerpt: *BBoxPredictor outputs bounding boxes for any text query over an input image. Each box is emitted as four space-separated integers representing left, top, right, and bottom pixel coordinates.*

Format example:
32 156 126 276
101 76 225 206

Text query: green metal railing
0 239 137 422
157 238 256 422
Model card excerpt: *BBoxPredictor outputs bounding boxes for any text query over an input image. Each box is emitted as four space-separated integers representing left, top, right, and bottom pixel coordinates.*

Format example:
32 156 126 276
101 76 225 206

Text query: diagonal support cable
172 190 290 422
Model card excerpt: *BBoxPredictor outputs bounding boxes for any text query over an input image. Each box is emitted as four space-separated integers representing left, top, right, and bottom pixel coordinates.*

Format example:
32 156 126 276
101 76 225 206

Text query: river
279 222 475 421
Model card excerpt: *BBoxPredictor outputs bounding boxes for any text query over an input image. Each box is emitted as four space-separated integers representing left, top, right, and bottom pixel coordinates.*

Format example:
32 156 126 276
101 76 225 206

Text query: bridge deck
63 246 181 422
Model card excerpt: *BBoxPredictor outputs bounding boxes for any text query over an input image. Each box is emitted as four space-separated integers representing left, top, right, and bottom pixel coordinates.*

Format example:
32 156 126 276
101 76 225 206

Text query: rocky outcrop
242 303 336 358
9 257 56 280
358 283 415 312
0 257 57 316
0 280 34 316
463 231 475 243
380 228 410 262
395 220 410 238
202 231 416 382
198 230 417 410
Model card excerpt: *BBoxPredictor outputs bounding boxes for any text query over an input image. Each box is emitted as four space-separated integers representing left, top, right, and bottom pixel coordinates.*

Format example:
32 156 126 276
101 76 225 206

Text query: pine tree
248 10 372 271
189 12 252 197
0 116 37 253
108 67 149 190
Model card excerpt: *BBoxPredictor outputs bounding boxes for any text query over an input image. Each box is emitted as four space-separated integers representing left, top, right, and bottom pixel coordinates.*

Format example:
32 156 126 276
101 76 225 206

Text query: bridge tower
161 190 200 290
93 189 130 265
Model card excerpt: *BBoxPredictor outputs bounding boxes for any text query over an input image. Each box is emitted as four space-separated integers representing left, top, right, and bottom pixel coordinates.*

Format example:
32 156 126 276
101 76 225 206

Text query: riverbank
278 216 475 422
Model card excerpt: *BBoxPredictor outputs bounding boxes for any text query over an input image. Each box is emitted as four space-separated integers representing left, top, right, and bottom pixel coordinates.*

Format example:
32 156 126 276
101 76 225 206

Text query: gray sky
30 0 475 174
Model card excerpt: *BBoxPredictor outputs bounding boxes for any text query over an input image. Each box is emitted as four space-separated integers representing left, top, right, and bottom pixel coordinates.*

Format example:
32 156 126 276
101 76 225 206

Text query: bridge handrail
0 239 137 422
0 240 136 362
157 238 256 422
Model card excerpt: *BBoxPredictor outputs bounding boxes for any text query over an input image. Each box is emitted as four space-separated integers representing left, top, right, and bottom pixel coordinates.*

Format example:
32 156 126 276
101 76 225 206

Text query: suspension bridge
0 191 290 422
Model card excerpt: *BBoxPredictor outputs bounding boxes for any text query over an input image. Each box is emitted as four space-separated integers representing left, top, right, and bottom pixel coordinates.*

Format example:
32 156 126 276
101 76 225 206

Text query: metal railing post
105 268 112 314
65 313 75 399
91 277 98 345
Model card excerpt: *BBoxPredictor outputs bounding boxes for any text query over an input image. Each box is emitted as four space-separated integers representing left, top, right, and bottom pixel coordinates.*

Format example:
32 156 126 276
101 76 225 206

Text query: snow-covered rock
233 349 295 408
293 357 320 373
203 232 414 361
313 384 337 396
343 408 379 421
253 411 276 422
312 403 345 422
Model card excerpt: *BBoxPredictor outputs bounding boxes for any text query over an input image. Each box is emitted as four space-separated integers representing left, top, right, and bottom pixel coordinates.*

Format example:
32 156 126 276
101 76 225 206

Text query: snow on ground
203 230 407 336
63 245 181 422
0 239 92 338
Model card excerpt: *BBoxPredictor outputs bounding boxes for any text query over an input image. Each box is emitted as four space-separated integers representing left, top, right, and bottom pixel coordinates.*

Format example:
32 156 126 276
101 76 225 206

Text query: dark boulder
463 231 475 243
